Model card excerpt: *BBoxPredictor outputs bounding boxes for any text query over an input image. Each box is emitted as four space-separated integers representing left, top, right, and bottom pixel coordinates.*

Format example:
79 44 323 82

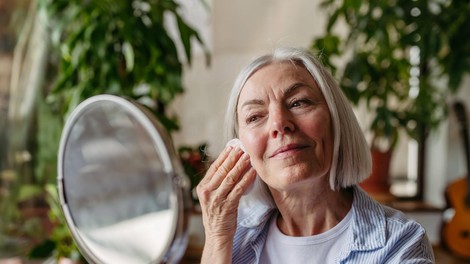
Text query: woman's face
237 62 333 192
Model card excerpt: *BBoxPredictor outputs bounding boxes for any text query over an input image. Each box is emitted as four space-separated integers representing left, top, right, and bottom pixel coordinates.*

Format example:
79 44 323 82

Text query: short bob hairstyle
224 47 371 190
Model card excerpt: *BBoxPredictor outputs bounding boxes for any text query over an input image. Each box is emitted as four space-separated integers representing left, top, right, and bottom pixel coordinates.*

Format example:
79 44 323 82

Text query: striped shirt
232 186 435 263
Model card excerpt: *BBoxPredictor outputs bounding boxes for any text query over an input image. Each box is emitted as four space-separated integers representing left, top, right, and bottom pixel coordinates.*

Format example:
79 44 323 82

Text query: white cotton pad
226 138 255 194
226 138 246 152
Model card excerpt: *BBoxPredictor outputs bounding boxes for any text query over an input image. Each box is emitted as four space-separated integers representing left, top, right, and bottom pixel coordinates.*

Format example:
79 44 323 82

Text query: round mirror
57 95 191 264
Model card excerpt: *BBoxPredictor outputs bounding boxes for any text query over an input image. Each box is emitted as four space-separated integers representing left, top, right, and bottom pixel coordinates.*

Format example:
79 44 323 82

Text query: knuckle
196 185 210 200
232 185 245 196
217 163 231 175
212 194 224 205
206 161 218 174
232 163 246 176
224 174 238 186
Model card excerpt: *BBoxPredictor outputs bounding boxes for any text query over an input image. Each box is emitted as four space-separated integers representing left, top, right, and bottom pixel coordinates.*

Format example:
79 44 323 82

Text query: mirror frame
57 94 191 264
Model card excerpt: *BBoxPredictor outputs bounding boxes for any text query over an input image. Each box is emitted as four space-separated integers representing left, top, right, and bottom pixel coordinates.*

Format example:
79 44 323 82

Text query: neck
270 182 353 237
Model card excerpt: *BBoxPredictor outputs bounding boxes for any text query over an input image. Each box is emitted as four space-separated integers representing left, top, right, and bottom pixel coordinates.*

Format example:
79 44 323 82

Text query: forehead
239 61 320 98
250 61 312 83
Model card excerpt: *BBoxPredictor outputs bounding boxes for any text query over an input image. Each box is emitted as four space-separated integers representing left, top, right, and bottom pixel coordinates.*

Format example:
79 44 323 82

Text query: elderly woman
196 47 434 263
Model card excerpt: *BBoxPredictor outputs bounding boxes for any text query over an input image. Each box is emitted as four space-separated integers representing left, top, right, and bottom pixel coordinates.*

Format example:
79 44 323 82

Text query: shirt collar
348 186 386 251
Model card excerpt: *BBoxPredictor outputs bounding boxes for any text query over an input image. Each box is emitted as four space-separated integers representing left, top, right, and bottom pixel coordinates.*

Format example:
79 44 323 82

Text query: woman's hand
196 145 256 263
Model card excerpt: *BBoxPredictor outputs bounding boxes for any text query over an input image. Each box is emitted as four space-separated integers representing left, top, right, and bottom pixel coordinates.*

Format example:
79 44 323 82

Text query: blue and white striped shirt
232 186 435 263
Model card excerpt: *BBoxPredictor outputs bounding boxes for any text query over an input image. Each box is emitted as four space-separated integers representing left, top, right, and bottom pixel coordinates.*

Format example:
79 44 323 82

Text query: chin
268 166 328 188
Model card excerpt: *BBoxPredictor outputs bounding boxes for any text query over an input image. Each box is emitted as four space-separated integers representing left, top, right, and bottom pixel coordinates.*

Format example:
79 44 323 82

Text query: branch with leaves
39 0 210 132
311 0 470 145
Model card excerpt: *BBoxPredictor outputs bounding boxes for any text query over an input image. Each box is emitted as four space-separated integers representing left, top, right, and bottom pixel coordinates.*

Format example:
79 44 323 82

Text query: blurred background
1 0 470 263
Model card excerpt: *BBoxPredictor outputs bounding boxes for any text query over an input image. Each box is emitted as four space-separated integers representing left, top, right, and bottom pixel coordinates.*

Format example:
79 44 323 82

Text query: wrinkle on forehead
238 62 321 106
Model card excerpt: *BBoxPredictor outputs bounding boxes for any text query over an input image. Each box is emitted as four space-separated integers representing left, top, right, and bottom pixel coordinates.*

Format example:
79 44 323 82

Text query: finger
215 152 252 198
225 166 257 205
206 147 244 189
218 167 257 209
196 146 243 203
198 145 233 186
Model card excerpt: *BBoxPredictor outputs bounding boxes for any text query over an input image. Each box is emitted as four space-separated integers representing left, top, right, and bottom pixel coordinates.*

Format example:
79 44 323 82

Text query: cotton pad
225 138 256 195
226 138 246 152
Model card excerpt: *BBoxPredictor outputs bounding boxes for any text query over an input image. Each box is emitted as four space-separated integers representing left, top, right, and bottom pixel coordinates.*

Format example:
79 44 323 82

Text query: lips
269 143 309 158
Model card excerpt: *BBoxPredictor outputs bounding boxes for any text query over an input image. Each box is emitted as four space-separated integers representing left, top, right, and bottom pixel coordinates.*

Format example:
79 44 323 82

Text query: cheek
307 111 331 137
300 115 334 153
239 130 266 165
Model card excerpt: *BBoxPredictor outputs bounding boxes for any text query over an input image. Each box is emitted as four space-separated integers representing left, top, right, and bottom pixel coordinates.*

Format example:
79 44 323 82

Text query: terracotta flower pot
360 147 394 201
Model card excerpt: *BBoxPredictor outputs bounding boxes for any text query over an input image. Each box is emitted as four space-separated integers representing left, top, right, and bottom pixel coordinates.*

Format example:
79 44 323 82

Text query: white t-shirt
259 209 353 264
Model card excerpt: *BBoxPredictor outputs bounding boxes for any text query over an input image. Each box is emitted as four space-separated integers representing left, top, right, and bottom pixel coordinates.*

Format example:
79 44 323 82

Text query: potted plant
311 0 470 199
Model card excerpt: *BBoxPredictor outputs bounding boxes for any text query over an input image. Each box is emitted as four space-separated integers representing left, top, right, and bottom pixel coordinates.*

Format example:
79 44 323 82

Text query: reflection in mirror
58 96 189 264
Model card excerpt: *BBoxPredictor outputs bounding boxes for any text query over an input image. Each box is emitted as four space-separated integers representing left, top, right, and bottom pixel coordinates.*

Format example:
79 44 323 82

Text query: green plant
311 0 470 148
179 143 210 205
18 0 210 261
28 184 85 262
39 0 210 131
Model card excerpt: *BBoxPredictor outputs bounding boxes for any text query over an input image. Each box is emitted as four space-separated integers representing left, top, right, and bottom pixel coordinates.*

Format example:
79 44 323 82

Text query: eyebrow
240 82 309 109
284 82 305 96
240 99 264 109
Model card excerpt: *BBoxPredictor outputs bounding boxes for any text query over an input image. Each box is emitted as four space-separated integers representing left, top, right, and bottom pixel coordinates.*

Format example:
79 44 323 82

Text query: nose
270 108 295 138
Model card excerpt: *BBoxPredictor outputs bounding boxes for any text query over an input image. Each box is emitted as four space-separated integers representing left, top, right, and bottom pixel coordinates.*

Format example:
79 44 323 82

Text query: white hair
224 47 371 190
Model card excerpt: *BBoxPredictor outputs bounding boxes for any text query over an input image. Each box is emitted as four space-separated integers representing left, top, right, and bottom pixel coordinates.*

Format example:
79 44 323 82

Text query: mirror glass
58 95 189 264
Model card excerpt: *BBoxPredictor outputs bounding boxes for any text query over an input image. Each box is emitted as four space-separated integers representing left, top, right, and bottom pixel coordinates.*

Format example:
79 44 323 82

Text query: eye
289 98 312 108
246 114 261 124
